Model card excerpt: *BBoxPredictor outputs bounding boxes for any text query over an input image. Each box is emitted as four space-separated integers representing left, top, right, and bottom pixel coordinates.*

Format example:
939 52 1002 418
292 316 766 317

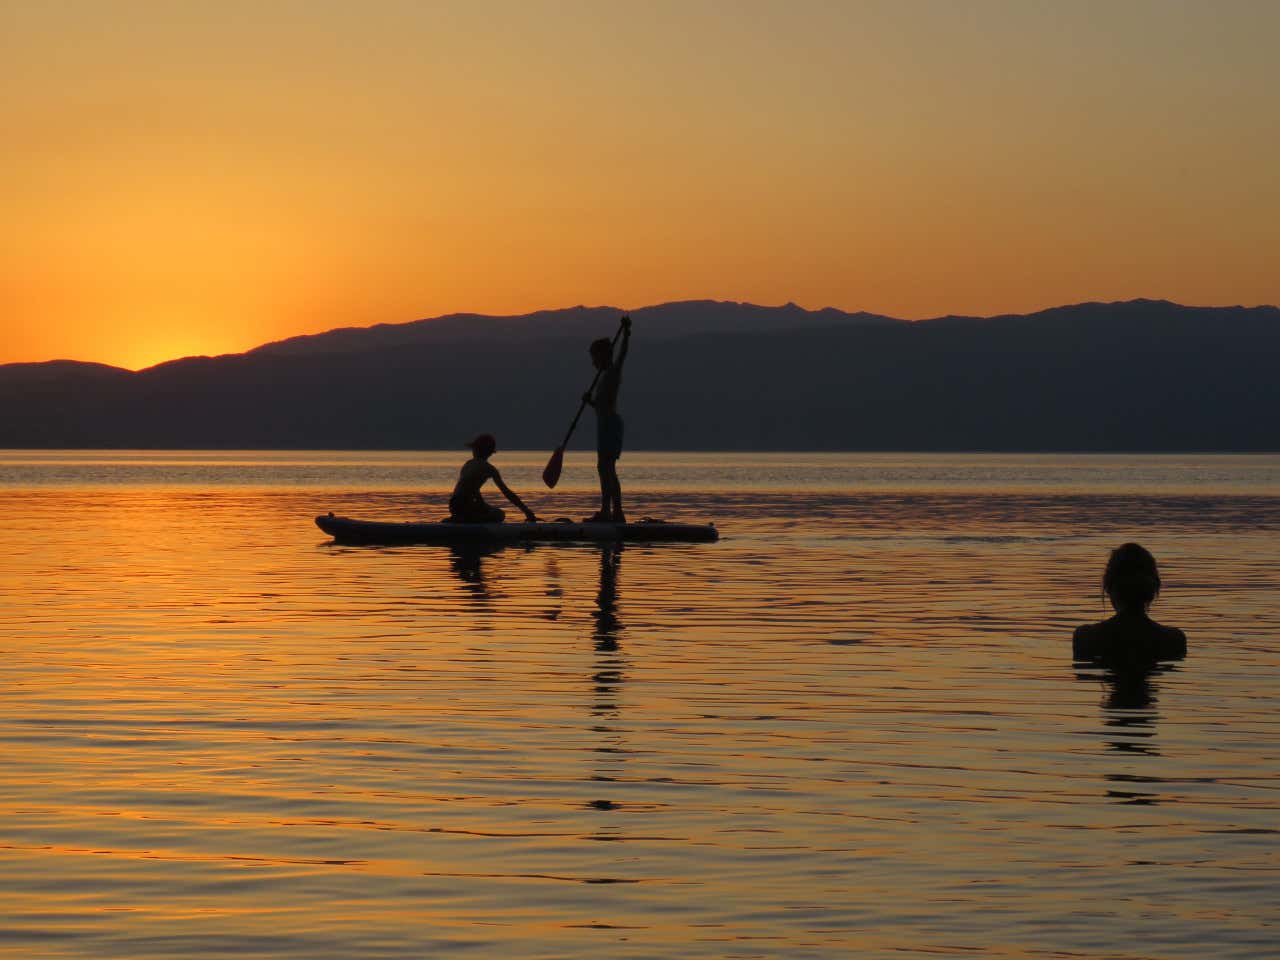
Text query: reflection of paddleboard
315 513 719 545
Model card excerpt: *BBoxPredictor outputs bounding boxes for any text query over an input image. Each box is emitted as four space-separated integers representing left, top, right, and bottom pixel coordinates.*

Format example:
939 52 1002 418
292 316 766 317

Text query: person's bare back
1072 612 1186 664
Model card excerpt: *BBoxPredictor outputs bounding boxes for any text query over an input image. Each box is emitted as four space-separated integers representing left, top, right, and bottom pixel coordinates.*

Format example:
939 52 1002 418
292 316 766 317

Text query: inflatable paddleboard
316 513 719 545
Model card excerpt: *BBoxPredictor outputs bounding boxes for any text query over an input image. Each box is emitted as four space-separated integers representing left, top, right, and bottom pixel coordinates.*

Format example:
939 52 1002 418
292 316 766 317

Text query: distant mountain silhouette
2 299 1277 450
247 300 896 356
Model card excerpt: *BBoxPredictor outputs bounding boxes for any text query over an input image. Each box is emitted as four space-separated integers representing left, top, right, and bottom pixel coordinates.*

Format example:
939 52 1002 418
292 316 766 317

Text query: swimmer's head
1103 542 1161 610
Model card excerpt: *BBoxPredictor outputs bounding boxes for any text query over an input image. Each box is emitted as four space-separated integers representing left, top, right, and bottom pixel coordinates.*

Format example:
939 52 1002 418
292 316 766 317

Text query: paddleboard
316 513 719 545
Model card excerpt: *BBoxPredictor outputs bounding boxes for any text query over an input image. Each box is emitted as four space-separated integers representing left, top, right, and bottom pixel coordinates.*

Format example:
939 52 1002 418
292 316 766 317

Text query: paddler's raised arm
615 314 632 370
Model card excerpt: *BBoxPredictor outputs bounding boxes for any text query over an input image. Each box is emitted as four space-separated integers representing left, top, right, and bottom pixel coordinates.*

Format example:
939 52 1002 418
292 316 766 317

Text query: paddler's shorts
596 413 624 462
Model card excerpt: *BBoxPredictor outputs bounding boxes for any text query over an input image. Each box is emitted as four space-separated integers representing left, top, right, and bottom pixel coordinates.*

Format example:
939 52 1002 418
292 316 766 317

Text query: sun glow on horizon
4 1 1278 368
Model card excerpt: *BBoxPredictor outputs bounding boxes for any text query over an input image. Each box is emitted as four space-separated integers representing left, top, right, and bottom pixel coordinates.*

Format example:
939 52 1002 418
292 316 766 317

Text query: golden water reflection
0 484 1278 958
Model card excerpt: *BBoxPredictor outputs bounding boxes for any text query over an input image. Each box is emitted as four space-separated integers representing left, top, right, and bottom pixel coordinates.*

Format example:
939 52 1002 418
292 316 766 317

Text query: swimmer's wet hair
1103 542 1161 608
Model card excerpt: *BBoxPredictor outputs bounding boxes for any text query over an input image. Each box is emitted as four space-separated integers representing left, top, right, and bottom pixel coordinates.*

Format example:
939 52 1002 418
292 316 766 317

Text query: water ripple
0 471 1278 958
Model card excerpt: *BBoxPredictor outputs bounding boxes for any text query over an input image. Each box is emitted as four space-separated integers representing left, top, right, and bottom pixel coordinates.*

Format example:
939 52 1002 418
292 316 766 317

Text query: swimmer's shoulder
1151 621 1188 659
1072 621 1105 660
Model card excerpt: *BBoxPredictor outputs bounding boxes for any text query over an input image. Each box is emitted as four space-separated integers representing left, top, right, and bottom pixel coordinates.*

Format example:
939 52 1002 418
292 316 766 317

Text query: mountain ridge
244 299 901 361
3 299 1277 451
10 297 1275 373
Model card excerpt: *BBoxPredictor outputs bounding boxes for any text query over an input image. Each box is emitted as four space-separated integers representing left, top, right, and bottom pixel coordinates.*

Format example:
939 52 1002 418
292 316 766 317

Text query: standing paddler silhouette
542 315 631 524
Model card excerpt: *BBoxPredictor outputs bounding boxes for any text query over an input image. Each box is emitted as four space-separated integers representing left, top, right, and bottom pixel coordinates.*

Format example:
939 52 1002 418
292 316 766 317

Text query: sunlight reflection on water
1 454 1278 958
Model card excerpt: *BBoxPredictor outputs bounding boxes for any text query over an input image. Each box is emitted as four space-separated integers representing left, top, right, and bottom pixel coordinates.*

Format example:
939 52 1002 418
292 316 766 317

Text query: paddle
542 315 628 488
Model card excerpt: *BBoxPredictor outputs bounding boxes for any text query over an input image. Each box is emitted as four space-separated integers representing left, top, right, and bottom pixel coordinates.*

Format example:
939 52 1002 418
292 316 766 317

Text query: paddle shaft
555 318 627 452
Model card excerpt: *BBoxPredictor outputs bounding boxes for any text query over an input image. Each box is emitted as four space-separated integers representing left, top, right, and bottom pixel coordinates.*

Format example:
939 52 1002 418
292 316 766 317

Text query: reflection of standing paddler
590 546 626 723
579 545 629 825
592 544 623 652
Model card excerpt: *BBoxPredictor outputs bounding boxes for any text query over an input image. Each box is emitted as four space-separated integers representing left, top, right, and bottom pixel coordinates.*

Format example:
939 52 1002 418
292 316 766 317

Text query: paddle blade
542 446 565 488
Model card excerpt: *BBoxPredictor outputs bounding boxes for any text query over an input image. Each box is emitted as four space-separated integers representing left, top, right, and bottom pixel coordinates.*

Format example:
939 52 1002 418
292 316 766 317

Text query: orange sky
3 1 1277 370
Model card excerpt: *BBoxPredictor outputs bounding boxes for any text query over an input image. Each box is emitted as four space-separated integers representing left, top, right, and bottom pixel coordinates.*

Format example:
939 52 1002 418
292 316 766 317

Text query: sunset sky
4 0 1277 370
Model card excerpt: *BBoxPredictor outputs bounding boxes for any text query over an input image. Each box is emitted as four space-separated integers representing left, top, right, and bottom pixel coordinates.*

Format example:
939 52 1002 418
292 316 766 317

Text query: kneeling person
449 434 537 523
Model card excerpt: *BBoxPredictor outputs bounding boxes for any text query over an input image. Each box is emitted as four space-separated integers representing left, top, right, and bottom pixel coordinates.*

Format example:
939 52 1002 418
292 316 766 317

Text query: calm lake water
2 451 1278 959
